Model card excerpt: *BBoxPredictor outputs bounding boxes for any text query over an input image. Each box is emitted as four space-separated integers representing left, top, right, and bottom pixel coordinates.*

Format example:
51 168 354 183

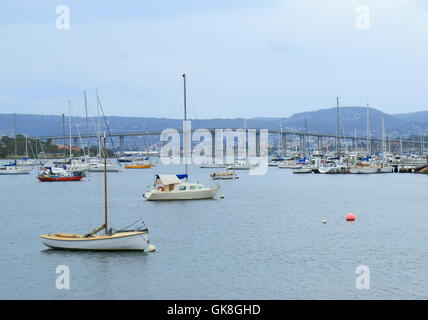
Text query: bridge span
30 128 424 156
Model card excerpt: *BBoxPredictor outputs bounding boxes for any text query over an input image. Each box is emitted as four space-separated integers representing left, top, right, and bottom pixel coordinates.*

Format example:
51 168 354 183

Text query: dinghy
40 134 151 251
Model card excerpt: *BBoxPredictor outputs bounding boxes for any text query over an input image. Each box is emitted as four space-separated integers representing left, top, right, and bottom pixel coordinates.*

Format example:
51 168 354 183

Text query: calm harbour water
1 160 428 299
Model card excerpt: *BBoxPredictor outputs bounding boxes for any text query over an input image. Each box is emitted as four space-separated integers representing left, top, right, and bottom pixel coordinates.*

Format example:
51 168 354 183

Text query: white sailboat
40 134 151 251
144 74 219 201
16 136 36 166
0 114 32 175
89 158 121 172
0 163 32 175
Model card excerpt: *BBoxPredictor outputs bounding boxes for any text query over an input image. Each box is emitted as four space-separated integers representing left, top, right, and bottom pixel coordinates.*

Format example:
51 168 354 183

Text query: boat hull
89 166 121 172
293 168 313 174
318 167 342 174
125 164 153 169
38 176 83 182
349 168 380 174
212 174 235 180
40 231 149 251
144 185 219 200
200 164 226 168
278 165 302 169
0 169 32 175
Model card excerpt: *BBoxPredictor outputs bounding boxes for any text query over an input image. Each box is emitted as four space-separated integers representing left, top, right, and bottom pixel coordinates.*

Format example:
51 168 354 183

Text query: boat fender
147 244 156 252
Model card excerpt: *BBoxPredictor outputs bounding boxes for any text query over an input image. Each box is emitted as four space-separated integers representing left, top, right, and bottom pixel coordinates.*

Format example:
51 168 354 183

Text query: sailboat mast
13 113 17 162
381 115 385 158
366 102 370 156
280 119 284 156
62 113 66 162
336 97 340 156
68 100 72 159
103 133 108 234
84 91 90 157
25 135 28 158
304 117 309 157
96 90 101 159
182 73 188 182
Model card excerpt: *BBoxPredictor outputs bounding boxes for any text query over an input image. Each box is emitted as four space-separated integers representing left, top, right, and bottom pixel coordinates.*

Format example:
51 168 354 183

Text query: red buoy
346 213 355 221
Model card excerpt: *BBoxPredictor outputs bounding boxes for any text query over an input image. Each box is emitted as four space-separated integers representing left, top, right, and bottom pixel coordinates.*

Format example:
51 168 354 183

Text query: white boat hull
144 185 219 201
227 165 255 170
89 165 121 172
278 164 302 169
212 174 235 180
200 164 226 168
0 167 32 175
318 166 342 174
350 168 380 174
293 168 313 174
41 232 149 251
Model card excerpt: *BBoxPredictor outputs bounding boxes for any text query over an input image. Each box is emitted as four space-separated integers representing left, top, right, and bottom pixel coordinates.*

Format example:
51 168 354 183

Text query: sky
1 0 428 119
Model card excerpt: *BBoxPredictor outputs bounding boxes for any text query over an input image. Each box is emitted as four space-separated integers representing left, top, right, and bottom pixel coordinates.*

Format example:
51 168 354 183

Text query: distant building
56 145 81 151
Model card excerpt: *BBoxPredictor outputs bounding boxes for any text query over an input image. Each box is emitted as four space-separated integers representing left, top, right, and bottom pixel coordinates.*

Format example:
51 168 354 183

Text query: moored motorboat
210 170 237 180
125 161 153 169
349 167 379 174
227 161 256 170
318 166 343 174
144 174 219 200
293 167 313 174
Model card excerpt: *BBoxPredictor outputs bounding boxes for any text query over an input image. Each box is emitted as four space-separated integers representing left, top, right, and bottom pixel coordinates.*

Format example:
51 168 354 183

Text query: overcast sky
1 0 428 118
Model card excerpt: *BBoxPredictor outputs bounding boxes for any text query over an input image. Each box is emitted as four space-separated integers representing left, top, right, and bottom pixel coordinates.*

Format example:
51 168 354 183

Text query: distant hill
394 111 428 124
2 107 428 143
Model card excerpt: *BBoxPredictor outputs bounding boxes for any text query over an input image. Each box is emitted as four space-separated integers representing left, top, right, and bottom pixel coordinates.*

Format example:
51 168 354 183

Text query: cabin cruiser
144 174 219 201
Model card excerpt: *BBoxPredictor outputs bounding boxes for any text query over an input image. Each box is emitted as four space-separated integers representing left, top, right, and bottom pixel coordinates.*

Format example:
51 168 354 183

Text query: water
1 161 428 299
